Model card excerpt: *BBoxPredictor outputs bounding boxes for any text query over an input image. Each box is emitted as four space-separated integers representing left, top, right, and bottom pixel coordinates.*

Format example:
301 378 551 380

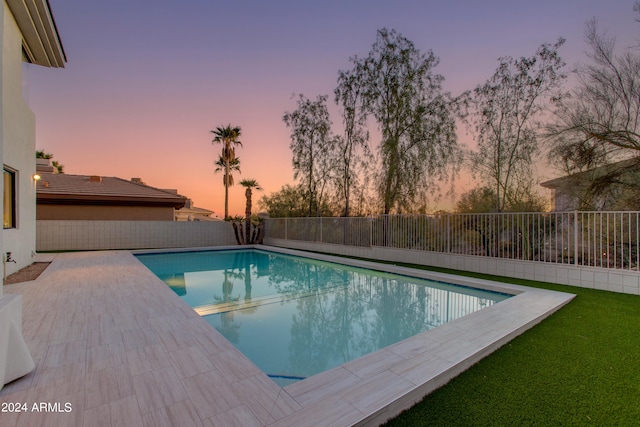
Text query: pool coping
0 247 575 426
132 245 576 426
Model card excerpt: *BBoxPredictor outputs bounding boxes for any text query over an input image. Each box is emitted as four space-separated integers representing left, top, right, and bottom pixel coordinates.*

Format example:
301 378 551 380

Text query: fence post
285 218 288 240
320 217 323 243
447 214 451 253
574 211 579 266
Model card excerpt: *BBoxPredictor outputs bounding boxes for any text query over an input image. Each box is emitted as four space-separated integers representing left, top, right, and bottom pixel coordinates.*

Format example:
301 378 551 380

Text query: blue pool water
137 249 510 386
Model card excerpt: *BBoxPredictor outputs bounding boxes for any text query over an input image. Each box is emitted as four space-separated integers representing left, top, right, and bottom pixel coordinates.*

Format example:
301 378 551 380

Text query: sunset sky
28 0 638 216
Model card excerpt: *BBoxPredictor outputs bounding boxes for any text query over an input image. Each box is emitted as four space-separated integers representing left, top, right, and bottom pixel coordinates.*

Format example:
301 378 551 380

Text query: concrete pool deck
0 247 575 426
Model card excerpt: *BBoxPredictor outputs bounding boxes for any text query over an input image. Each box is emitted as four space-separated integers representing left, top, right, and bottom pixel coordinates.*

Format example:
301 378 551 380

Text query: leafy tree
35 150 64 173
283 94 336 216
345 28 460 214
466 38 566 212
334 67 371 217
258 184 331 218
507 186 548 212
547 14 640 207
211 124 242 219
457 186 547 213
258 184 307 218
456 187 498 213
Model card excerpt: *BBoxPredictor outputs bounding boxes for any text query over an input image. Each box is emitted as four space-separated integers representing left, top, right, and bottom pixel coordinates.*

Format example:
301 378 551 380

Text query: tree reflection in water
264 254 505 379
147 250 508 382
214 251 266 344
215 270 241 343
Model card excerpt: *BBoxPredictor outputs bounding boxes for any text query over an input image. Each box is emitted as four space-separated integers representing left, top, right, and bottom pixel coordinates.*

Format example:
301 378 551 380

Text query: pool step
193 283 348 316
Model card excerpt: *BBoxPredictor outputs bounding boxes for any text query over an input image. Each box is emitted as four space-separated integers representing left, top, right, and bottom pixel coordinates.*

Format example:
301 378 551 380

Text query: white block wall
37 220 237 251
264 238 640 296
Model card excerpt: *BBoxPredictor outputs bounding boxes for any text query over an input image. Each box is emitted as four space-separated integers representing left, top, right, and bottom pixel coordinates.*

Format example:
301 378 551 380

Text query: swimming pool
137 248 511 386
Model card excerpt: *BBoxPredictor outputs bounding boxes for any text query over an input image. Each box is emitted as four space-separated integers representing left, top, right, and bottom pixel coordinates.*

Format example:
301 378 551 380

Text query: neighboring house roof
176 200 220 221
36 173 187 208
540 157 640 211
190 206 213 214
6 0 66 67
179 205 214 216
540 157 640 189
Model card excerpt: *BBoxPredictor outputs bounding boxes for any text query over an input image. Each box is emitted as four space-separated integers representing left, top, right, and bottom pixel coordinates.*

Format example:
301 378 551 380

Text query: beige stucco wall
37 204 176 221
2 3 37 278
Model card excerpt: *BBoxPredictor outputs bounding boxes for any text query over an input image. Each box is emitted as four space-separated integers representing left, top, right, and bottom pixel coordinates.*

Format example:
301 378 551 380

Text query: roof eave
7 0 66 68
540 157 640 190
37 193 187 209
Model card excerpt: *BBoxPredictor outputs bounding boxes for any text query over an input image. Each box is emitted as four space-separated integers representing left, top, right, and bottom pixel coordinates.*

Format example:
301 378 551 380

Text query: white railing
266 212 640 271
266 217 372 248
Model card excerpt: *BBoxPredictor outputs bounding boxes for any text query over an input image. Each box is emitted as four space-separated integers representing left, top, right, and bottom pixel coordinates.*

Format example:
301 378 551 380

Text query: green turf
381 264 640 426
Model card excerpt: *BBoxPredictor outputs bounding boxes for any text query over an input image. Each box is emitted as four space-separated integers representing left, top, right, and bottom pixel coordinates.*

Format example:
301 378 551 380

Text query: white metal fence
266 212 640 271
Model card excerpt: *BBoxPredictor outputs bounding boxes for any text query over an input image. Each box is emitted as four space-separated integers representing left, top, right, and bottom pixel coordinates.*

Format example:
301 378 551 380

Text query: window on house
3 167 16 229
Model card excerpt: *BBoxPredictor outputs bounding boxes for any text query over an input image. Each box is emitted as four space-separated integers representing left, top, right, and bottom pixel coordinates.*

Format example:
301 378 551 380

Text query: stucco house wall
2 0 65 280
1 0 65 390
1 2 38 278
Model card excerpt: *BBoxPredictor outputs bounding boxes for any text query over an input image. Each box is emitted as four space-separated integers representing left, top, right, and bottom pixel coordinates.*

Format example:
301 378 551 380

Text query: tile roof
179 205 214 215
36 173 187 207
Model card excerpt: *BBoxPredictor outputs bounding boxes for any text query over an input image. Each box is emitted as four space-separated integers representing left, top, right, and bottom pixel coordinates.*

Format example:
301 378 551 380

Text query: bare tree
548 19 640 172
547 14 640 208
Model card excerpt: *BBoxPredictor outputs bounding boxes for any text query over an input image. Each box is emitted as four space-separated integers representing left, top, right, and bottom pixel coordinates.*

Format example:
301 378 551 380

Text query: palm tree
36 150 64 173
214 155 241 187
239 179 262 243
211 125 242 219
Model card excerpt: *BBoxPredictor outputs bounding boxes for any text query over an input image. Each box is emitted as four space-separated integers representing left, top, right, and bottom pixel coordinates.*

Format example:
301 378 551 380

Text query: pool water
136 249 510 386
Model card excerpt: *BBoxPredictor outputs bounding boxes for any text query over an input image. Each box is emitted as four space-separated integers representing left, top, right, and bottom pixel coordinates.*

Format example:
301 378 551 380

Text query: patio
0 248 574 426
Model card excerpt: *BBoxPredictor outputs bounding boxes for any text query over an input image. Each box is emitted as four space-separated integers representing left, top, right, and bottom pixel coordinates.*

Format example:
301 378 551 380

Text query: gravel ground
4 262 51 285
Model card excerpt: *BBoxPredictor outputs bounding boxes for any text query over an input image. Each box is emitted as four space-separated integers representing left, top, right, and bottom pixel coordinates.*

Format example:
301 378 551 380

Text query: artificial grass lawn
382 266 640 426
